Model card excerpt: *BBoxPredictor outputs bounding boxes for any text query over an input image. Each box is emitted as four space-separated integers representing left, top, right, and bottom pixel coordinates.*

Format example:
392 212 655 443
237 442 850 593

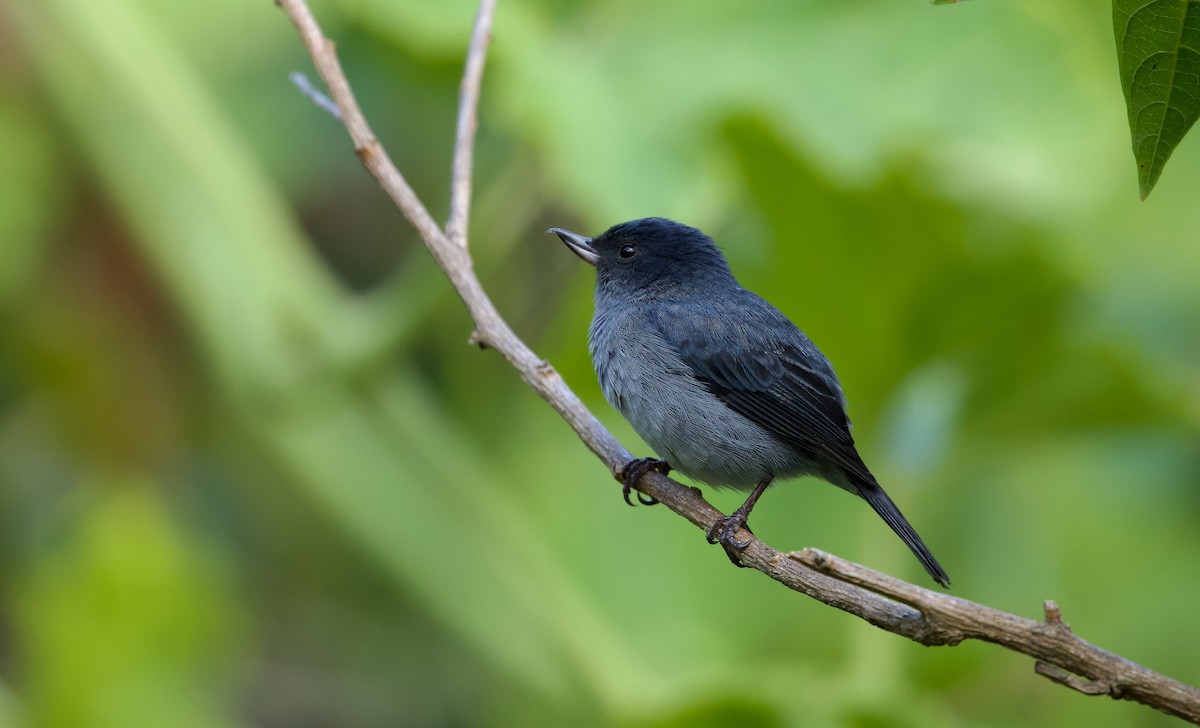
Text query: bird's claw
705 516 751 548
620 484 659 507
620 457 670 506
706 515 753 566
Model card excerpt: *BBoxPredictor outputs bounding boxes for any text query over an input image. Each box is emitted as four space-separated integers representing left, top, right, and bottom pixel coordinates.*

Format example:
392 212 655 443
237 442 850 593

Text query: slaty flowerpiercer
550 217 949 588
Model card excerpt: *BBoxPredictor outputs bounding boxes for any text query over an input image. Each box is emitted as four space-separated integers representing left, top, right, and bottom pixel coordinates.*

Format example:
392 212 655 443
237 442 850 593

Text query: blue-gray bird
550 217 950 588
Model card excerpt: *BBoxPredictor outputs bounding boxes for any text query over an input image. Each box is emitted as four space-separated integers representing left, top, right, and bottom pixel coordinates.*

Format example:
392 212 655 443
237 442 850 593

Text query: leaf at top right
1113 0 1200 199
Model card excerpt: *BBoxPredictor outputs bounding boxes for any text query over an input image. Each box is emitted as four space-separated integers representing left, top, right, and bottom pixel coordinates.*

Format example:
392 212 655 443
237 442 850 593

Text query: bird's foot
620 457 670 506
706 514 754 566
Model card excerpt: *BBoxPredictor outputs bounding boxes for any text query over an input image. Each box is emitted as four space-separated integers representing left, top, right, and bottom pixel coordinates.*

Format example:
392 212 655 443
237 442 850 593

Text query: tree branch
446 0 495 247
796 549 1200 720
276 1 1200 723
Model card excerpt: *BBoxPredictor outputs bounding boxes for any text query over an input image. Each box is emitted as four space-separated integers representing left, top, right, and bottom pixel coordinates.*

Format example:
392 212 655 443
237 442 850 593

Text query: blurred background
1 0 1198 726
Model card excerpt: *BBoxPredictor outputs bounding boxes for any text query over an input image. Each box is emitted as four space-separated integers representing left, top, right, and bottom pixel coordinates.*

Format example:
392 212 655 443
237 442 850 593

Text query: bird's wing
651 296 875 485
652 296 951 587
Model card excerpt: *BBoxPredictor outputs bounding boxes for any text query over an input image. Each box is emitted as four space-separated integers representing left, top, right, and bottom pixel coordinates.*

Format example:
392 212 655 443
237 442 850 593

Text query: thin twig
289 71 342 120
276 1 1200 723
279 0 445 249
446 0 496 247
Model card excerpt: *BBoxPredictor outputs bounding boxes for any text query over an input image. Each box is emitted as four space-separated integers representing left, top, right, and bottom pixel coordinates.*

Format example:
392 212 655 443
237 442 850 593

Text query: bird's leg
706 478 771 566
619 457 671 506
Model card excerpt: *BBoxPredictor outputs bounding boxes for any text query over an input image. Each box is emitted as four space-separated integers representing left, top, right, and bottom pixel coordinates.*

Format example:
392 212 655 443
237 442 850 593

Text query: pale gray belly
591 319 816 489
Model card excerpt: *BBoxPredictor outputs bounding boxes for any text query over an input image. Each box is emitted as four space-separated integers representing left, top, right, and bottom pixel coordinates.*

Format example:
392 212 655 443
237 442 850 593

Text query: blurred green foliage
1 0 1198 726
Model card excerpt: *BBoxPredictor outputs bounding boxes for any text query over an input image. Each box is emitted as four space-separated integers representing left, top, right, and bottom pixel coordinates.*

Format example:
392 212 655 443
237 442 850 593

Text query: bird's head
549 217 736 295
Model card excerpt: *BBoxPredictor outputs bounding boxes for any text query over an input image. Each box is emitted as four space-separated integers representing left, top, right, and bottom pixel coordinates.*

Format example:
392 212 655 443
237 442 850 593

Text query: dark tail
856 479 950 588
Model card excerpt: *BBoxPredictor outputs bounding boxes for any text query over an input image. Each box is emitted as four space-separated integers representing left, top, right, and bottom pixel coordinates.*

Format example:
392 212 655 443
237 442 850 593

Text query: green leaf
1113 0 1200 199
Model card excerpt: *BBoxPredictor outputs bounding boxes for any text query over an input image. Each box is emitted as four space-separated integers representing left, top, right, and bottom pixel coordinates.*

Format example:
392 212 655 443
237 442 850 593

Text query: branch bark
446 0 495 248
276 1 1200 723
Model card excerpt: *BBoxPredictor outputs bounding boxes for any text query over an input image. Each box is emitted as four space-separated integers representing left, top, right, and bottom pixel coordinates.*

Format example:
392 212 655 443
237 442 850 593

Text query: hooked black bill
548 227 599 266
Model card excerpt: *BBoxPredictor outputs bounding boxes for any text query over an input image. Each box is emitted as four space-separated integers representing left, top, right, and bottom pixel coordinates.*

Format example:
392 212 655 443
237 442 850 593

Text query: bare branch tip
1043 600 1063 625
793 547 831 570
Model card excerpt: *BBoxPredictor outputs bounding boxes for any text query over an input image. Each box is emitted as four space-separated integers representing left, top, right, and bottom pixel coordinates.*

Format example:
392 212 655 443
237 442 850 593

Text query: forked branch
276 1 1200 723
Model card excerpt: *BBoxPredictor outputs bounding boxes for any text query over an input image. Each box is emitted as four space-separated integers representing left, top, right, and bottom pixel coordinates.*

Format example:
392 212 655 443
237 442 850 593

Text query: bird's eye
618 245 637 259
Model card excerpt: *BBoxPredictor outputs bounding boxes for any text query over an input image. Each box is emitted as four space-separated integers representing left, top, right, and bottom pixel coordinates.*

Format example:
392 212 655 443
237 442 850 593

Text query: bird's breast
588 307 814 489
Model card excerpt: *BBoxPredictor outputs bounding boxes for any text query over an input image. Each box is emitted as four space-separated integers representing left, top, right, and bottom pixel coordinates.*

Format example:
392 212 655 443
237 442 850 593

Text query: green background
2 0 1198 726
